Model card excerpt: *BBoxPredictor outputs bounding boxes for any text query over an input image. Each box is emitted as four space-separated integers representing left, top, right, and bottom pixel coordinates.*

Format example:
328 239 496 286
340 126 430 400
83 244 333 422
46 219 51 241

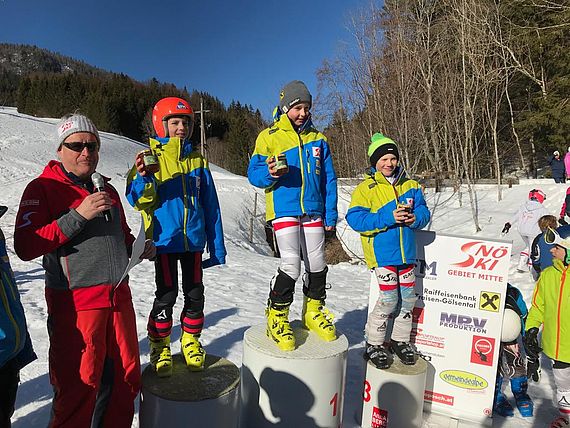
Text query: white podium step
240 321 348 428
360 357 428 428
139 354 240 428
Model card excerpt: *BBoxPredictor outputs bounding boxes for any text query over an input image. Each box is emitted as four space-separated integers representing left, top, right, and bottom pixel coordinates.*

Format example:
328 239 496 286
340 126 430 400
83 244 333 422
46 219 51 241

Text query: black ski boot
390 340 417 365
364 343 393 369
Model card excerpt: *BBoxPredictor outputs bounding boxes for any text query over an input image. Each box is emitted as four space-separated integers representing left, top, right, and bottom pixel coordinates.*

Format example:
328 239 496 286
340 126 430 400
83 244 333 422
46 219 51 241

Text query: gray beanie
56 114 100 149
279 80 312 113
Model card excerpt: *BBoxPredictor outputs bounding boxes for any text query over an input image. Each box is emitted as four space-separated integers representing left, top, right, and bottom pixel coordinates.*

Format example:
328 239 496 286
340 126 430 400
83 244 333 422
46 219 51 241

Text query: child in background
0 206 36 426
247 80 338 351
549 150 566 184
525 227 570 427
502 189 549 272
530 215 558 280
126 97 226 375
493 283 533 417
558 185 570 225
346 133 430 369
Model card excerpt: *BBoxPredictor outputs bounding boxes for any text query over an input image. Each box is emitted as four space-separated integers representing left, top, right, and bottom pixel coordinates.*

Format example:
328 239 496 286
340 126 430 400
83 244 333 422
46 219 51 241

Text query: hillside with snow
0 107 566 427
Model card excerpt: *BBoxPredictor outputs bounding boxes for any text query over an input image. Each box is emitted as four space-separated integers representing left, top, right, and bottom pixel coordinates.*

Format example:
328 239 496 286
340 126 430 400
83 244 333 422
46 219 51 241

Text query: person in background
530 215 558 280
525 227 570 428
502 189 549 273
0 205 36 428
247 80 338 351
558 186 570 226
564 147 570 181
126 97 226 375
346 133 430 369
14 114 155 428
549 150 566 183
493 283 533 418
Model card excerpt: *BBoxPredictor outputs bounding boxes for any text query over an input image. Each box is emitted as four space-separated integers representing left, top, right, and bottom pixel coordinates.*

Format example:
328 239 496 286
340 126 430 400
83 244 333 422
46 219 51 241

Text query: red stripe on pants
273 220 300 231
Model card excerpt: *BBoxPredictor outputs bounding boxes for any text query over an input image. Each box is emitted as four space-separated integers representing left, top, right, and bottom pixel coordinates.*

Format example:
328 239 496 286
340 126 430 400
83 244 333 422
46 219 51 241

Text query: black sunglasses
62 142 99 153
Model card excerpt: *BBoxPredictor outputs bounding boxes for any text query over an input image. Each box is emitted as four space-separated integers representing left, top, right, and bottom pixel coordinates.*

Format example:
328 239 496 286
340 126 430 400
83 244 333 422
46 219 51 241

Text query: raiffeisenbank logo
452 242 509 271
440 370 488 390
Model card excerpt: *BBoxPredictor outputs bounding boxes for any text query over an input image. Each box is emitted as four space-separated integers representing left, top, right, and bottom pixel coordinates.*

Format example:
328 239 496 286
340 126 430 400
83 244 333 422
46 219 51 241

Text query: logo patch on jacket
17 212 36 228
20 199 40 207
195 176 201 198
312 147 321 158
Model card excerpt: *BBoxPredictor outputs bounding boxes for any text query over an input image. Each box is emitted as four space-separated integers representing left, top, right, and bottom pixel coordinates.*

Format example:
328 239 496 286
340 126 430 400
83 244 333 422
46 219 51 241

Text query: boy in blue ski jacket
346 133 430 369
126 97 226 375
248 80 338 351
0 206 36 426
493 283 533 417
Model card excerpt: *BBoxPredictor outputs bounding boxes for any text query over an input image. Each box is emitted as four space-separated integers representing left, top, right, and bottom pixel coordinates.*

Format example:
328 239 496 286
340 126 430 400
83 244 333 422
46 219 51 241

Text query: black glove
501 222 511 234
526 355 541 382
524 327 542 358
560 217 569 226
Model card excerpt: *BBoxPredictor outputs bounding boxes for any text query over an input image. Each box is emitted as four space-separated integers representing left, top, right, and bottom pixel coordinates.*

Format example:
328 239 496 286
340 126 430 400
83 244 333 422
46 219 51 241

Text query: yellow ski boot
302 297 336 341
181 332 206 371
266 302 295 351
149 335 173 378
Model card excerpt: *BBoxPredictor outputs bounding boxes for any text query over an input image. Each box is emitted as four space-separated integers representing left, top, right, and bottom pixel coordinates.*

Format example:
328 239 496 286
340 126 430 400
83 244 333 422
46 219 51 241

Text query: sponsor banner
368 231 510 424
371 406 388 428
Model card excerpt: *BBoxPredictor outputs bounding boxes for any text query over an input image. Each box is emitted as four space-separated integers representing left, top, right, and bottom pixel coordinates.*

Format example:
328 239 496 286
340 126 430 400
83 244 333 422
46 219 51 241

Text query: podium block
240 322 348 428
139 354 239 428
361 357 428 428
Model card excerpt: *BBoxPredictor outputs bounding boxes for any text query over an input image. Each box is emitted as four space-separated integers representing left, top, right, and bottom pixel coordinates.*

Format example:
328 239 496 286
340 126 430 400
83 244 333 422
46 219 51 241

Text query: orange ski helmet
152 97 195 138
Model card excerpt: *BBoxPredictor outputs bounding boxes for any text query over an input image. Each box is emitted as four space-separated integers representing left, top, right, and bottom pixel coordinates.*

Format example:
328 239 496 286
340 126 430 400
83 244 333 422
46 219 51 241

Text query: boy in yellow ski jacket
525 227 570 427
346 133 430 369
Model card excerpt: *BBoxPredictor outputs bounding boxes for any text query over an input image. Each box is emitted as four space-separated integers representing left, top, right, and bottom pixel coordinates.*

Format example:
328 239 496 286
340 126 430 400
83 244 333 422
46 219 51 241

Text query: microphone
91 172 112 223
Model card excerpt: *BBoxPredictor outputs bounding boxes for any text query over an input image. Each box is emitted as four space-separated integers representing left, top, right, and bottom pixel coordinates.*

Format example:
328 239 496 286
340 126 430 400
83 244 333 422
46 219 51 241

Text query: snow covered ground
1 107 565 427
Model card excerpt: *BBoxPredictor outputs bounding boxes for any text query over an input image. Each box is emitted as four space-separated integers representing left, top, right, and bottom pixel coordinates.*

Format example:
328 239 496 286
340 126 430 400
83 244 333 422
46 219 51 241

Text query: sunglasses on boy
544 227 570 248
62 141 99 153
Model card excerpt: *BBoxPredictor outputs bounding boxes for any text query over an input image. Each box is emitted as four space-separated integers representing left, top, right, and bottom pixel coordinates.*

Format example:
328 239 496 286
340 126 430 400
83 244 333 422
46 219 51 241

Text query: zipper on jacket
306 149 311 173
0 271 21 354
297 134 306 214
181 175 190 252
555 269 567 359
391 183 407 264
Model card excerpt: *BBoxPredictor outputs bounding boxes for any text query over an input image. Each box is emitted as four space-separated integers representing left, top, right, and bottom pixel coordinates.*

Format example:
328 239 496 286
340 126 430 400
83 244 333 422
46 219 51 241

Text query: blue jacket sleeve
200 167 226 267
346 184 396 233
320 143 338 227
125 166 158 211
247 154 278 189
410 188 430 229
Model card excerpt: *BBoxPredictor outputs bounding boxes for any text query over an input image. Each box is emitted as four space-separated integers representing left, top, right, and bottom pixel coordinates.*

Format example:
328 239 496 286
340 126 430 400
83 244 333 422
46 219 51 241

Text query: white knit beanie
56 114 100 149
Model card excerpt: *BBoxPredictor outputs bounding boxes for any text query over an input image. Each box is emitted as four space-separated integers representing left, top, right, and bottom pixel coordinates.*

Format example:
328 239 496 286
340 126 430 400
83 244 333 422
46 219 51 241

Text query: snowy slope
0 107 565 427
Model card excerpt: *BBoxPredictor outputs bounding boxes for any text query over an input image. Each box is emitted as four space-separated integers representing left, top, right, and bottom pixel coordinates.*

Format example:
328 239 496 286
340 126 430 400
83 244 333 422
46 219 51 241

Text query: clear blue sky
1 0 370 116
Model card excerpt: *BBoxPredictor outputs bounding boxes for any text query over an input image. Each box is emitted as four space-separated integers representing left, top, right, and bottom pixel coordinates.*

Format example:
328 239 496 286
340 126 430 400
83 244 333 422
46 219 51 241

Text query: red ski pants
47 286 141 428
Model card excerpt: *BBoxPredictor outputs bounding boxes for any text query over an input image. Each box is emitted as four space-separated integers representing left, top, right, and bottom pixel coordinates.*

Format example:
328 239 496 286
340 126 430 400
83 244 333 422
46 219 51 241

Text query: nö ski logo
452 242 508 271
440 370 488 390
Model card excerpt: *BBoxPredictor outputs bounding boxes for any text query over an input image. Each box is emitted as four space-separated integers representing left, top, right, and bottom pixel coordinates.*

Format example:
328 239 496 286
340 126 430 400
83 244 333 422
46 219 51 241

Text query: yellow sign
479 291 501 312
440 370 488 390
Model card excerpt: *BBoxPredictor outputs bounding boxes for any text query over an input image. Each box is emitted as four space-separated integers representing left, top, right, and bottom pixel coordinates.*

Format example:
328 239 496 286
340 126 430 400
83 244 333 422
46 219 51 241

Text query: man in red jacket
14 114 155 428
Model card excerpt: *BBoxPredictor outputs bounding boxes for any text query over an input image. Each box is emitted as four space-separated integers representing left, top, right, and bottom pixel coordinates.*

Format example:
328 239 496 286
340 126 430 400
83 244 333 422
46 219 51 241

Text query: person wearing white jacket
502 189 550 272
